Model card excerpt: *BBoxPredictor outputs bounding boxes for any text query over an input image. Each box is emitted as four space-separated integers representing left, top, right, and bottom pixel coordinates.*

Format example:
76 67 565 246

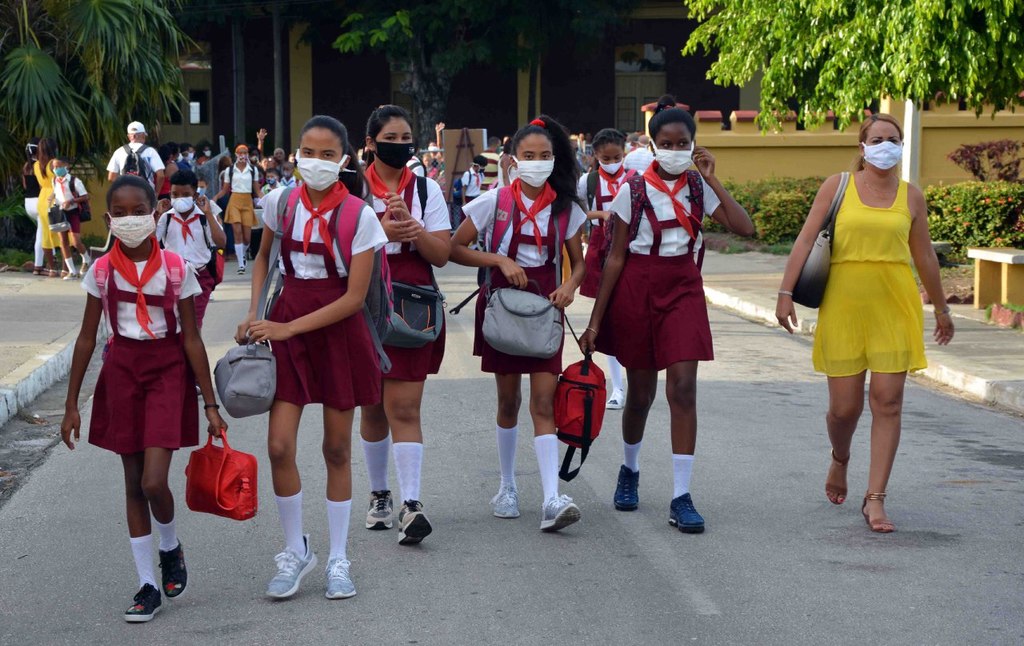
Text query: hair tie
530 118 546 128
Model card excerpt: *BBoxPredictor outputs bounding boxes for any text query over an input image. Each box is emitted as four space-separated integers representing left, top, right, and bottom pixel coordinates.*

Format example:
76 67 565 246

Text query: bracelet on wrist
585 326 598 335
204 403 220 410
935 306 951 316
778 290 793 297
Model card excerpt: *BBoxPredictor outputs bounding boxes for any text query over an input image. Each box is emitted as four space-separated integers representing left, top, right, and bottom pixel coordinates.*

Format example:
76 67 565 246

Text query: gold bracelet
585 327 597 335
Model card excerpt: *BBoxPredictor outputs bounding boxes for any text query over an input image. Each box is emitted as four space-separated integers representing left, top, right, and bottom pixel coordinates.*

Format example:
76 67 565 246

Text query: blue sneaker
669 493 705 534
266 535 318 599
613 465 639 511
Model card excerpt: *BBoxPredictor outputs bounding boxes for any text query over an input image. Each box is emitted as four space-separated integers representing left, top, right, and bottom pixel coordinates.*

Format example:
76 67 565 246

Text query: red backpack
554 355 607 481
184 432 258 521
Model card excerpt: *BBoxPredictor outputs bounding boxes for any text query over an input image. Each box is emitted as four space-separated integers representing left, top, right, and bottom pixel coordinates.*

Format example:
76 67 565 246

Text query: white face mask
599 160 624 175
655 145 693 175
513 158 555 188
109 213 156 248
172 197 195 214
296 154 342 191
862 141 903 170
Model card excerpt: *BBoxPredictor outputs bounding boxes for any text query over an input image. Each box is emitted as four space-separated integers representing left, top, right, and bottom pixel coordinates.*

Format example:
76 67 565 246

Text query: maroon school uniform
268 198 382 411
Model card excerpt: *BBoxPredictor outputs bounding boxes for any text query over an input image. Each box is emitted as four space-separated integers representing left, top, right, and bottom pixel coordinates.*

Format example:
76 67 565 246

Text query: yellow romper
812 177 926 377
34 160 61 250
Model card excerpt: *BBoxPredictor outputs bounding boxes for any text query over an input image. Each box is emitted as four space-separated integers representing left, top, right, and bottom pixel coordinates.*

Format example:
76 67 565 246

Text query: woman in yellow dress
33 138 61 277
775 114 954 533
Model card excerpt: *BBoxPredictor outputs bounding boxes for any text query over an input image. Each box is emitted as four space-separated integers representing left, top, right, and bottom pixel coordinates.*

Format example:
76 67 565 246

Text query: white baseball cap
127 121 146 135
427 144 441 153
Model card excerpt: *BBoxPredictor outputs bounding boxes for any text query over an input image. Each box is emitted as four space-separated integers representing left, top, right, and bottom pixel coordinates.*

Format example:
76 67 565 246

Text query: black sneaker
124 583 162 623
398 500 432 545
158 542 188 599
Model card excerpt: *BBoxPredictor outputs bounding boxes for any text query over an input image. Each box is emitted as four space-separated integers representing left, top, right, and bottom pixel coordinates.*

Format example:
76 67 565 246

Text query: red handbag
184 431 258 521
554 354 606 482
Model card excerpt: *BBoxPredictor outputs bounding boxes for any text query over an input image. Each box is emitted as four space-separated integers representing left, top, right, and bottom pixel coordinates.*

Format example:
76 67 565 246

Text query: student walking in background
775 113 954 533
51 156 92 279
215 144 261 274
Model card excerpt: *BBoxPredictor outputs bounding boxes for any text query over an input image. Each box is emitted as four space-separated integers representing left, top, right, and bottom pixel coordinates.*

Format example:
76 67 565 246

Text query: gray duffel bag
482 281 563 359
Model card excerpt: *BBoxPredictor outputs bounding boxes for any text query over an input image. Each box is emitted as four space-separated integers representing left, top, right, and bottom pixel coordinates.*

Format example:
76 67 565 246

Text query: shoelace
327 559 351 579
274 550 300 577
620 472 637 496
674 497 696 514
373 494 390 513
493 486 517 505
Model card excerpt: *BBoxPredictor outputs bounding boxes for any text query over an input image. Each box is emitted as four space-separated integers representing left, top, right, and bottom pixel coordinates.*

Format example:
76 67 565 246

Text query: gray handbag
792 172 849 309
481 213 565 359
214 189 292 418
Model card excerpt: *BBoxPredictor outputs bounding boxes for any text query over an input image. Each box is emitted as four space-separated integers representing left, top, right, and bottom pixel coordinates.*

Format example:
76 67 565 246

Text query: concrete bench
968 247 1024 308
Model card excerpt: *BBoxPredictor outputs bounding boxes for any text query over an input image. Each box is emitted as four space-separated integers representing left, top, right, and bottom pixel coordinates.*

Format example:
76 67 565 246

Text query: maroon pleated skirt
580 223 606 298
269 276 382 410
89 335 198 454
384 253 446 382
596 253 714 370
473 264 563 375
194 266 216 329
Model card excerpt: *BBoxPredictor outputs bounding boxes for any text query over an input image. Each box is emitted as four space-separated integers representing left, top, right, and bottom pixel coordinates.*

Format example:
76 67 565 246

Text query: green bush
925 181 1024 258
754 190 815 243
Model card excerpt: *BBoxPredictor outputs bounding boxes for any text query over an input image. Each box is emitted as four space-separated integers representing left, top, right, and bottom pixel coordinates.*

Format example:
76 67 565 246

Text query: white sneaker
325 558 356 599
491 482 520 519
265 535 317 599
606 388 625 410
540 494 581 532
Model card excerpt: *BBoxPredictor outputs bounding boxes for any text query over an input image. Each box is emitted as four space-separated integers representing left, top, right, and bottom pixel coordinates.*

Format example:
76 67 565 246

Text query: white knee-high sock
534 434 560 503
393 442 423 503
63 257 76 274
673 454 695 498
325 499 352 561
607 355 624 392
361 437 391 492
234 244 246 264
275 491 306 555
129 534 157 588
623 440 642 473
496 425 518 487
152 517 178 552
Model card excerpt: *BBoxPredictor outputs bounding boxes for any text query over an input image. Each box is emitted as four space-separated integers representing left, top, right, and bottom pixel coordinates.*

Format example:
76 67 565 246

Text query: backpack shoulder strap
157 211 171 248
627 174 648 242
93 254 111 313
162 251 185 300
332 196 366 272
490 187 516 254
416 175 428 215
276 187 297 236
586 171 599 209
137 144 149 155
122 144 133 156
685 169 705 218
623 169 637 184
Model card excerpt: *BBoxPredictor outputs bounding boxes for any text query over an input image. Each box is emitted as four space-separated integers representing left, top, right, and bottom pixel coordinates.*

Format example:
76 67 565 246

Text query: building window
188 90 209 125
617 97 636 132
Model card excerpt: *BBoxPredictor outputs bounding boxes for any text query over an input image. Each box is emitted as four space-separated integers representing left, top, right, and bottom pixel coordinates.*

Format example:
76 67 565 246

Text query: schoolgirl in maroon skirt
61 175 226 623
238 115 388 601
450 115 587 533
576 128 634 410
579 95 755 535
358 105 452 546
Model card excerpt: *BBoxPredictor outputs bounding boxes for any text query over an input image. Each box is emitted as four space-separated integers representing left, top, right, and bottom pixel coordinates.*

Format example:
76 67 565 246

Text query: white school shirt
52 176 87 210
228 162 257 195
156 204 222 268
105 143 165 186
622 148 655 174
463 189 587 268
367 177 450 255
575 172 629 224
609 174 721 257
82 258 202 340
462 169 483 198
260 186 388 279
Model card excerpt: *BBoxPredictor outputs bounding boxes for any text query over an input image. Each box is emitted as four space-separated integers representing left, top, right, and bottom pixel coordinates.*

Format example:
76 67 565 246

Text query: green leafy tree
682 0 1024 131
0 0 187 189
334 0 638 146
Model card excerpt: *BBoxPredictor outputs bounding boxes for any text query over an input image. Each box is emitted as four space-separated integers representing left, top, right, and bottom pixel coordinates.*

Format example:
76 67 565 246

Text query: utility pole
272 2 285 151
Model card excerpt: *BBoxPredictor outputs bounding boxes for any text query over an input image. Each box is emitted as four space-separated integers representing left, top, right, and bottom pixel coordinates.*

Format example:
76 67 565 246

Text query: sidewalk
701 251 1024 415
0 272 100 428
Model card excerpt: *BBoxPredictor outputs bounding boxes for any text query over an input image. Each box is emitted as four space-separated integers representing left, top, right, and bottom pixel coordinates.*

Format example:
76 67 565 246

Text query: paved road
1 266 1022 645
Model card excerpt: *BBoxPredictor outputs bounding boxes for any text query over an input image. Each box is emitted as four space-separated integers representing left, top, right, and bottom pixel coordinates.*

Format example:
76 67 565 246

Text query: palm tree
0 0 188 191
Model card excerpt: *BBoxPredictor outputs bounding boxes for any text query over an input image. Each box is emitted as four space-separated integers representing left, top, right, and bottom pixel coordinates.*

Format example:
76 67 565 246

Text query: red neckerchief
298 182 349 260
366 163 413 202
108 238 163 339
598 166 626 195
510 179 557 250
642 161 696 239
170 210 199 241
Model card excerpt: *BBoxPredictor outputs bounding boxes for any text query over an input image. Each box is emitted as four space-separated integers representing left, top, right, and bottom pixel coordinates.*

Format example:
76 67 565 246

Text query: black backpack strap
157 212 170 248
586 170 599 209
417 175 428 214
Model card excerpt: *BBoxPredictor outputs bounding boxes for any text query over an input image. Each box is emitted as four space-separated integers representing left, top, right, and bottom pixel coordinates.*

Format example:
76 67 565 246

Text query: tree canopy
682 0 1024 131
0 0 187 184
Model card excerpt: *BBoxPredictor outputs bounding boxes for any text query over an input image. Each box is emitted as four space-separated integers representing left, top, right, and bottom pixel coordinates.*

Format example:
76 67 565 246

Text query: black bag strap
417 175 428 214
586 170 599 209
822 172 850 242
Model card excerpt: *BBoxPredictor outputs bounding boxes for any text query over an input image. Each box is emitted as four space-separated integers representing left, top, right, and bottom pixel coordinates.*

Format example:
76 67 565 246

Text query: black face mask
374 141 416 169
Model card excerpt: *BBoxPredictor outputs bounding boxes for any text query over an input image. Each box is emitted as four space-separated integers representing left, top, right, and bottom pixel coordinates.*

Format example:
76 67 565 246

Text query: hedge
925 181 1024 258
710 176 824 241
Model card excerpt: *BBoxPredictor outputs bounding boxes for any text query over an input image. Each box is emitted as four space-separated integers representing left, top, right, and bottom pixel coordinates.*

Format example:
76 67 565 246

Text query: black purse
384 280 445 348
47 203 70 233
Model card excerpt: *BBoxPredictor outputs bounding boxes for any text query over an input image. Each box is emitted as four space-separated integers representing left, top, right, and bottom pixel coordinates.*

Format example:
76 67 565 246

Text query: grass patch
0 248 32 267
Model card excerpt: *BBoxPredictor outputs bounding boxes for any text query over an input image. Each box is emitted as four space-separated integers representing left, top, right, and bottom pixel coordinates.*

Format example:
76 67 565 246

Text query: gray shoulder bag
792 173 849 309
214 188 293 418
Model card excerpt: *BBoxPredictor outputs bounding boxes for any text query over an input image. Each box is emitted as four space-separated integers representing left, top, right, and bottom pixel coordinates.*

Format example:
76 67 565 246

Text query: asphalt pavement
1 264 1022 645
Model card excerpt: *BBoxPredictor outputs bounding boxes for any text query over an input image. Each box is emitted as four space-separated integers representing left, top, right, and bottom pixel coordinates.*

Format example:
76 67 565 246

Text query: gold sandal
862 492 895 533
825 450 849 505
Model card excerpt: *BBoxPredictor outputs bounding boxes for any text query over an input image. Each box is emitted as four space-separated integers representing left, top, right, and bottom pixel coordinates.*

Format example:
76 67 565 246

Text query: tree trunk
403 45 452 152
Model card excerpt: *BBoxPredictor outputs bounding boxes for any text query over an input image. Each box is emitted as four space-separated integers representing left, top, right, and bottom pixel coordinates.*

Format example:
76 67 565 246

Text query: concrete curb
0 329 106 428
704 287 1024 416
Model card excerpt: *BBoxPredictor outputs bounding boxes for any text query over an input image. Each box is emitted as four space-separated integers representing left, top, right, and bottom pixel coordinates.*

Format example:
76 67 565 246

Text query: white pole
902 99 921 185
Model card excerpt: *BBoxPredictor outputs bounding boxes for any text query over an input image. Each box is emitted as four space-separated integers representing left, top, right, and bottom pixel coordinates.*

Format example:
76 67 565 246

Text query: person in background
34 137 61 277
625 132 640 153
106 122 165 192
481 136 501 188
51 156 92 279
178 143 194 171
280 161 298 188
157 144 179 201
623 134 655 173
272 147 287 166
23 138 45 275
461 156 487 204
261 168 282 196
214 144 260 274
